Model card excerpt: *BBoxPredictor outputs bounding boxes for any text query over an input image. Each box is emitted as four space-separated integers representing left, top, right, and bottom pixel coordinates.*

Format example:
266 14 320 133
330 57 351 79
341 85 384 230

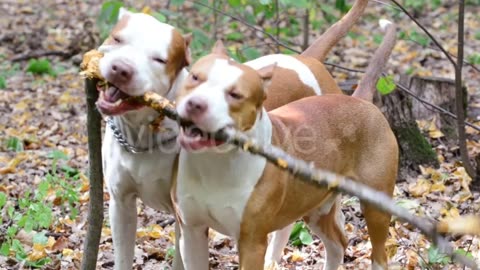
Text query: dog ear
183 33 193 65
257 63 277 93
211 40 227 55
118 7 132 20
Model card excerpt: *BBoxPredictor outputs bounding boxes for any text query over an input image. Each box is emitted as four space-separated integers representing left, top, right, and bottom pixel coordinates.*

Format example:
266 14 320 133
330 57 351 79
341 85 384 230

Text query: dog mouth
96 82 144 115
178 123 232 151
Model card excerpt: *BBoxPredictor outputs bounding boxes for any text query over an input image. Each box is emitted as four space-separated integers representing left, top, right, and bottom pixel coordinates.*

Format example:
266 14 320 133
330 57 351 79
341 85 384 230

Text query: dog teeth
113 99 123 106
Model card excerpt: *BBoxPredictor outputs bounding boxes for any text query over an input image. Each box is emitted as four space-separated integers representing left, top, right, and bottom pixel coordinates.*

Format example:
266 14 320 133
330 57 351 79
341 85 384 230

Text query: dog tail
301 0 368 62
353 19 397 102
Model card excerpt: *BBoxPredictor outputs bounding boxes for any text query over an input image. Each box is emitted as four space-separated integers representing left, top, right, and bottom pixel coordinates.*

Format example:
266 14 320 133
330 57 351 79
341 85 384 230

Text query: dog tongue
105 86 129 103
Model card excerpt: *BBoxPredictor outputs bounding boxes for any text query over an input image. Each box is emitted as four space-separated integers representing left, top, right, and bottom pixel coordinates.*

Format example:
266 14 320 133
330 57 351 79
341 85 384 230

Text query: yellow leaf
27 243 47 261
385 237 398 259
149 224 163 239
14 101 28 111
408 178 431 197
429 129 444 139
141 6 152 14
290 250 304 262
102 227 111 237
430 182 446 192
62 248 74 257
46 236 56 249
0 154 26 174
406 250 418 270
441 206 460 218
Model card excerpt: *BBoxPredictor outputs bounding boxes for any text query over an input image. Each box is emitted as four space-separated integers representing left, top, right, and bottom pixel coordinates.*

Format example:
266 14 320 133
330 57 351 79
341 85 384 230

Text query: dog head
97 8 192 116
176 41 274 151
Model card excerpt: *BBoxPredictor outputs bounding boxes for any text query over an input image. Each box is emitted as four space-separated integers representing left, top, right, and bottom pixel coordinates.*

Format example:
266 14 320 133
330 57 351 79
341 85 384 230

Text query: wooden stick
81 78 104 270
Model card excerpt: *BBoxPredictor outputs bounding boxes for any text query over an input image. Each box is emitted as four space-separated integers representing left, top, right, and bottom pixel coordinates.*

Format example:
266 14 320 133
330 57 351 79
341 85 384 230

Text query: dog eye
112 36 122 44
228 90 244 100
153 57 167 64
191 74 199 81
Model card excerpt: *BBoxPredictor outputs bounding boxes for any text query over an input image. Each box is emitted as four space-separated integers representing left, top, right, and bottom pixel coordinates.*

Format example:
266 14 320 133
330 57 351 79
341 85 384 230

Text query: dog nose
186 97 208 115
110 59 134 83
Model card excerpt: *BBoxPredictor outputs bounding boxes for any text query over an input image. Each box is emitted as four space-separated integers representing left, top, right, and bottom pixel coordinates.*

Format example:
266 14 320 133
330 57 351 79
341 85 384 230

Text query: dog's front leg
172 221 185 270
264 223 293 267
109 194 137 270
179 224 209 270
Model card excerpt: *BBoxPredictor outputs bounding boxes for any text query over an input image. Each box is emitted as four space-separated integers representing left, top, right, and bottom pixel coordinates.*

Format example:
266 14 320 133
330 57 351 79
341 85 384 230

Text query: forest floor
1 0 480 269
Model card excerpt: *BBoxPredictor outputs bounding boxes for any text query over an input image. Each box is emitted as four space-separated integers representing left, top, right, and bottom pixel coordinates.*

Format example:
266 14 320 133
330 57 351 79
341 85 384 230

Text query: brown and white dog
96 2 367 269
174 20 398 270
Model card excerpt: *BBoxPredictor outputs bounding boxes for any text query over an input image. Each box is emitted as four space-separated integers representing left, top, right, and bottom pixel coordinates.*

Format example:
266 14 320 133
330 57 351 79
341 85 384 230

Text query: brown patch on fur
102 14 130 46
228 64 265 131
175 54 222 103
166 29 190 87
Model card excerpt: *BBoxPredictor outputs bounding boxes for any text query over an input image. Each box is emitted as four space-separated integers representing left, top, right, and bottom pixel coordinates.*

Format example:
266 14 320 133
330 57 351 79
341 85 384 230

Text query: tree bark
376 85 438 178
81 78 104 270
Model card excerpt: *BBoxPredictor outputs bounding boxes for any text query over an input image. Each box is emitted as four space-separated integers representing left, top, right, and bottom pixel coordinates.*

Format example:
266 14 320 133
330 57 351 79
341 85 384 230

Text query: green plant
403 0 441 12
46 150 82 220
97 1 124 40
166 246 176 260
0 150 82 267
289 221 313 247
5 137 24 152
0 61 20 89
377 75 396 95
420 246 474 268
468 53 480 65
26 59 56 76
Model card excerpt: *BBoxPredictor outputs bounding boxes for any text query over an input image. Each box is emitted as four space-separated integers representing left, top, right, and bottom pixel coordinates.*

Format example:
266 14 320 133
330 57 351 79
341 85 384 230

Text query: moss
393 122 438 167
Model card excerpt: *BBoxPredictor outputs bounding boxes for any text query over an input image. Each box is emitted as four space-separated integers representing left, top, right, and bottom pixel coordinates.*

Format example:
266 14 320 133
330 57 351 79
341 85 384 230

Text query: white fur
264 224 294 266
306 197 346 270
177 58 244 132
371 261 386 270
177 109 272 269
379 19 392 31
98 12 174 97
245 54 322 95
100 11 186 270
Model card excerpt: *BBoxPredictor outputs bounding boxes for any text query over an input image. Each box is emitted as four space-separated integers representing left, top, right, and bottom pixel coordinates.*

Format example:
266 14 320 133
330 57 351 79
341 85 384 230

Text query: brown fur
239 95 398 269
166 30 191 87
301 0 369 62
102 14 130 45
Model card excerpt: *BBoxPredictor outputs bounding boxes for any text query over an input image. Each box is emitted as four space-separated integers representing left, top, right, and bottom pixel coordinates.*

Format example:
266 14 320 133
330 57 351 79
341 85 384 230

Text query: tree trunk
403 75 459 138
81 78 104 270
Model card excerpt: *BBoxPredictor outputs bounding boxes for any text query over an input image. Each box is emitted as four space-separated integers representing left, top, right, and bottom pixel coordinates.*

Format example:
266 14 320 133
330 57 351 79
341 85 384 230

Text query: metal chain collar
106 117 177 154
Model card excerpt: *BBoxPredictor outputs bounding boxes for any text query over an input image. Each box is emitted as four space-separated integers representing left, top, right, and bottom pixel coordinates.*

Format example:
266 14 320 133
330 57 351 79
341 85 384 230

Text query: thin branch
405 38 480 73
10 50 72 62
80 78 104 270
389 0 457 67
190 0 299 53
371 0 402 10
274 0 280 53
454 0 476 179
